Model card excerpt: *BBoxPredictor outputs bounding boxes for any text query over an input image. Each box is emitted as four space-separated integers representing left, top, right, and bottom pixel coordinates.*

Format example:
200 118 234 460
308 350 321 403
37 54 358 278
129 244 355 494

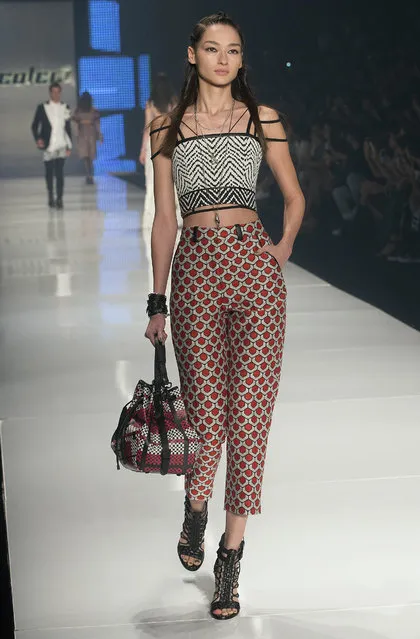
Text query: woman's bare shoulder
150 113 171 132
258 104 281 121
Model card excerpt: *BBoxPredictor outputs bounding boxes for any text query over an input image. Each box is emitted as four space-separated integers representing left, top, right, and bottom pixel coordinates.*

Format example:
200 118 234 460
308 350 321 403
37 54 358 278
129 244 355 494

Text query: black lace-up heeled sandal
210 533 245 621
177 496 208 572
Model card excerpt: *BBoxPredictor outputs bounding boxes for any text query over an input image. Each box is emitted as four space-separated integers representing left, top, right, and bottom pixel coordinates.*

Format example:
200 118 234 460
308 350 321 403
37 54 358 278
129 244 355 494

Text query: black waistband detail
235 224 243 241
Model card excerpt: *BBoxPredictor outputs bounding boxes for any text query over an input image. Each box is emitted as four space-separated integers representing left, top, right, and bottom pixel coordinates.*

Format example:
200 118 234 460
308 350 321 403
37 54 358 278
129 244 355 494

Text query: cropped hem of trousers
170 218 287 516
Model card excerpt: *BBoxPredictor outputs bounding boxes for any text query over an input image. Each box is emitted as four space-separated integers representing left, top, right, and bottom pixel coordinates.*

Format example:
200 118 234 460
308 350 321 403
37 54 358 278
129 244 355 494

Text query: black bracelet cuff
147 293 168 317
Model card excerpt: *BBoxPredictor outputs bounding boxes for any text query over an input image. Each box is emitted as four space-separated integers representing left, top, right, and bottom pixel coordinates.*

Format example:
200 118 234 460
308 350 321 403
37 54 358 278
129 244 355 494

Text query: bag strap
154 340 169 386
167 395 190 474
153 340 170 475
153 392 170 475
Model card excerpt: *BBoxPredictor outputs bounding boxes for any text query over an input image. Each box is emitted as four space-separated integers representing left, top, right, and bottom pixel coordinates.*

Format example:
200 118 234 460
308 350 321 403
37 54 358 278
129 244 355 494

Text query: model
72 92 102 184
31 82 72 208
144 12 305 620
139 73 182 228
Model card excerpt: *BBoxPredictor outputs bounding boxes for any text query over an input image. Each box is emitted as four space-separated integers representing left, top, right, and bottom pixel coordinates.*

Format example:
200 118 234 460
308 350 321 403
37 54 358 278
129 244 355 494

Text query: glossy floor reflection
1 177 420 639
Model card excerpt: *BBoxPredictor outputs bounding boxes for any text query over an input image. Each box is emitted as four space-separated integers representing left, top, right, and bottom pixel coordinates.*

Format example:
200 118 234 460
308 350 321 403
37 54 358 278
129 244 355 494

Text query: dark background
118 0 419 141
119 0 413 90
71 1 420 168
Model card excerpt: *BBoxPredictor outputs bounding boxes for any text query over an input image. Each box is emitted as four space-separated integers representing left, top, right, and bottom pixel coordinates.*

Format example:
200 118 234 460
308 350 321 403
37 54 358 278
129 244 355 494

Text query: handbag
111 341 199 475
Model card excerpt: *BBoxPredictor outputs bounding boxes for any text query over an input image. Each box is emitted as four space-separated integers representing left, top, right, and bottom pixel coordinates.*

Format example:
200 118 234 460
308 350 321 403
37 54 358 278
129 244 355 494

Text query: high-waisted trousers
170 218 286 516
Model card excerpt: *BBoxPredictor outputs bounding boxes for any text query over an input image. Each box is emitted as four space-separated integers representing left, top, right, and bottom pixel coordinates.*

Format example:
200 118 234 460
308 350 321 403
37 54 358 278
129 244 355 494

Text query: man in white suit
31 83 72 208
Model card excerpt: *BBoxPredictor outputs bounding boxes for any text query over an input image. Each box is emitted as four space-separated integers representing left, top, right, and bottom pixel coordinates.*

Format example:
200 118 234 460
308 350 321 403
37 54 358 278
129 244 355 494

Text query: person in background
139 73 181 228
299 122 328 228
31 82 72 209
72 92 103 185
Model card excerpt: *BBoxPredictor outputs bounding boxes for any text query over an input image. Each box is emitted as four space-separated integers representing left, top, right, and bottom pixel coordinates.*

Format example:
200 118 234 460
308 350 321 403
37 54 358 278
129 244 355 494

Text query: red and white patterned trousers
170 219 286 516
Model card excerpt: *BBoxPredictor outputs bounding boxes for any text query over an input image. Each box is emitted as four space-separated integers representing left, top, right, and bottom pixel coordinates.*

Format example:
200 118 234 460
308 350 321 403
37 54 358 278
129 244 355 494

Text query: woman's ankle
189 498 206 513
223 533 244 551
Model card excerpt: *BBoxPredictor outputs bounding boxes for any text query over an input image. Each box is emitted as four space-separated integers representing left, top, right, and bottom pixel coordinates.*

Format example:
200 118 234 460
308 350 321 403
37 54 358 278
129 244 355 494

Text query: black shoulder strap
260 117 282 124
245 114 253 134
261 115 287 141
177 125 185 141
180 120 198 136
229 108 248 132
150 124 170 136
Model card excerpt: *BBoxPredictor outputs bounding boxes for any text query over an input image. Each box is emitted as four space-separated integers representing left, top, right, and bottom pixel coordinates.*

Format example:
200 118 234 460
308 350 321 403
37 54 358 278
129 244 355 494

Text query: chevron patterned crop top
150 108 287 219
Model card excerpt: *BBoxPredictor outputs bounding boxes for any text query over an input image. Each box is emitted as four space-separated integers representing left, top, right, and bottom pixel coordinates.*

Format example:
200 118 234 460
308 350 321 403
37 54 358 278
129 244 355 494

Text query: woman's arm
144 115 177 344
258 106 305 265
139 101 154 165
71 109 80 139
149 114 178 295
94 110 103 142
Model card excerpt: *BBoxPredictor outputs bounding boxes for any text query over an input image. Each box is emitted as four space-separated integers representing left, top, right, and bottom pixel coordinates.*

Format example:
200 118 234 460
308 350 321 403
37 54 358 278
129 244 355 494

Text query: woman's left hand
256 239 293 269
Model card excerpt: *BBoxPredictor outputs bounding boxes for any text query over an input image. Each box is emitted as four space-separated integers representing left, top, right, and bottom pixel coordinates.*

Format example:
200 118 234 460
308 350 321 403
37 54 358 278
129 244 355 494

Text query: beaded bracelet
146 293 168 317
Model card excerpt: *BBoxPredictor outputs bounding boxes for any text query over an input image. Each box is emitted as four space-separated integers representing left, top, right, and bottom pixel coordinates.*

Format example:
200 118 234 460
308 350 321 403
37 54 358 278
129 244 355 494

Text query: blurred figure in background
72 92 103 185
31 82 72 209
139 72 181 228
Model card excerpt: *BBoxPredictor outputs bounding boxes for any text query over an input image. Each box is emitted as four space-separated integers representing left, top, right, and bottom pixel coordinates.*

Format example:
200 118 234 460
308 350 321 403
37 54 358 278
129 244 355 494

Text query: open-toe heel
177 495 208 572
211 533 245 621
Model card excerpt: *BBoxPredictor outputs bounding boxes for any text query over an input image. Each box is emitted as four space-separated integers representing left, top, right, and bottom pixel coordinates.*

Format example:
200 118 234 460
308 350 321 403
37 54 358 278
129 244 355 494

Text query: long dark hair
78 91 93 112
150 72 175 113
160 12 267 157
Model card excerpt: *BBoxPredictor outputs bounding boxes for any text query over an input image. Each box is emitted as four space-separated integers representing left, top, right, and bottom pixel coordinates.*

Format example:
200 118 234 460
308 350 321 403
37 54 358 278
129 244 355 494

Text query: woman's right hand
144 314 167 345
139 147 146 165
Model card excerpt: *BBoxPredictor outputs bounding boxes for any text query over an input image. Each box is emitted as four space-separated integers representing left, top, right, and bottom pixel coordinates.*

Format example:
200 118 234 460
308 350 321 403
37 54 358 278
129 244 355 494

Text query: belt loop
235 224 243 241
192 226 199 243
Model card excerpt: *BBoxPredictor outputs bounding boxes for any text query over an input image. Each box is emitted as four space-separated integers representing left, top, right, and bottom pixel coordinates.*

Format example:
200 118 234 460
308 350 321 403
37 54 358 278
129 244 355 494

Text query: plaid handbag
111 341 199 475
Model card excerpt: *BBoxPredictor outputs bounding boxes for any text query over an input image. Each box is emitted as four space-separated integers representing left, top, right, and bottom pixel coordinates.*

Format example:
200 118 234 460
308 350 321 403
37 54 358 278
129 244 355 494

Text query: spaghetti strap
260 118 282 124
150 124 170 136
177 126 185 141
260 113 287 142
245 114 253 134
180 120 198 136
229 108 248 132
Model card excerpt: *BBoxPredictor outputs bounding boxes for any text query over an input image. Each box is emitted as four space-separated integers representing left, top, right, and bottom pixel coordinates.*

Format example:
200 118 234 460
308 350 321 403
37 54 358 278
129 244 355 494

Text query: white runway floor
1 176 420 638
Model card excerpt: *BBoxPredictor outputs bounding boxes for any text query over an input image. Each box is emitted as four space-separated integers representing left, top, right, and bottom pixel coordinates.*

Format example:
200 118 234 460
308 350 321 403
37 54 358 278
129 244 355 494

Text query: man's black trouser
44 158 65 198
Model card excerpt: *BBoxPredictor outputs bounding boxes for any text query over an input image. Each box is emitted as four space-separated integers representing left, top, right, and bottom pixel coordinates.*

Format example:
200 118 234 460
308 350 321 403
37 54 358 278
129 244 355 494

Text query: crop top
150 109 287 219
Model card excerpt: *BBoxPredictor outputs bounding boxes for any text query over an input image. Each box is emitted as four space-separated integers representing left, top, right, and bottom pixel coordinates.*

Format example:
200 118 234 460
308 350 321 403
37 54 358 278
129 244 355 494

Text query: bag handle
154 340 169 386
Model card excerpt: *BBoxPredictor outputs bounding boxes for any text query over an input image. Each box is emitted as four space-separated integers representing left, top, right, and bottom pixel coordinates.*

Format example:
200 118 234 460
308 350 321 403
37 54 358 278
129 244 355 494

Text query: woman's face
188 24 243 88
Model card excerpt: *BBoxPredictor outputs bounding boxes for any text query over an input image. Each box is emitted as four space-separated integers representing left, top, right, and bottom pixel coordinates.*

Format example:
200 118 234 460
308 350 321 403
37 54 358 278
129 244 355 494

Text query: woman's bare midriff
182 206 258 228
